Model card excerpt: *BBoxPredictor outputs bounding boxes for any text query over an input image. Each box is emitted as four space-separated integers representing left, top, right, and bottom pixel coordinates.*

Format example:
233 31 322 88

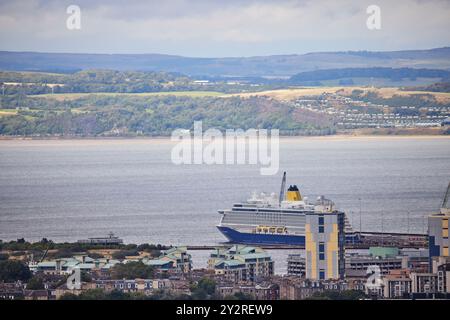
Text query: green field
29 91 227 100
0 109 18 116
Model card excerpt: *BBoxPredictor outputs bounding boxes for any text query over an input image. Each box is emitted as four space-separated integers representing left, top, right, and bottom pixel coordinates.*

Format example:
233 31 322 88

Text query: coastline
0 133 449 142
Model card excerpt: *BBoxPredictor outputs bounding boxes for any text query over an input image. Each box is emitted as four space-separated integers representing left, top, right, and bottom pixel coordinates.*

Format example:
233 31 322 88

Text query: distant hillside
406 82 450 93
0 95 334 136
289 67 450 85
1 47 450 77
0 70 273 94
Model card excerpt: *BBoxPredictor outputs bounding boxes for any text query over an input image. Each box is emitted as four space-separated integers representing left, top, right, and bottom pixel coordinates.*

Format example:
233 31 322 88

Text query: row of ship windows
223 218 305 227
225 213 306 221
233 208 308 214
224 215 305 221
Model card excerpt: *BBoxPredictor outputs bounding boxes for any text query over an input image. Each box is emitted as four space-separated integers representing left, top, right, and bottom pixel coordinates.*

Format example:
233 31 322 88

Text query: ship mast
279 171 286 206
441 182 450 213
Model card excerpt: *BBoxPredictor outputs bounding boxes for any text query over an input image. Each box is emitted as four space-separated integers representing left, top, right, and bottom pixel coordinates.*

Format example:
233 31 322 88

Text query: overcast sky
0 0 449 57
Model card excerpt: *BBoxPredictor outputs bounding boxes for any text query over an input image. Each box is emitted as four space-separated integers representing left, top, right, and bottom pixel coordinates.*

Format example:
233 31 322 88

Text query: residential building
216 283 279 300
428 209 450 267
428 183 450 268
208 245 274 283
142 247 192 273
437 263 450 294
92 278 190 296
382 269 412 299
287 254 305 277
432 256 450 293
305 197 345 280
410 272 438 294
23 290 50 300
0 282 25 300
346 247 428 275
54 282 97 299
277 276 349 300
34 256 120 275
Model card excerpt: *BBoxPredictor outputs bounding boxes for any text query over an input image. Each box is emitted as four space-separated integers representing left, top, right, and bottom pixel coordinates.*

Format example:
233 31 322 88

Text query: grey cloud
0 0 449 56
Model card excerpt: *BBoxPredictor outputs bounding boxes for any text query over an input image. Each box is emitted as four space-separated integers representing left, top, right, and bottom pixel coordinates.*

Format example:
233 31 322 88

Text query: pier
185 231 428 250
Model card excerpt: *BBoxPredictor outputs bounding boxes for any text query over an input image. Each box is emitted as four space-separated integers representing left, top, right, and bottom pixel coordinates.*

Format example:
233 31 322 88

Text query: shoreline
0 134 449 142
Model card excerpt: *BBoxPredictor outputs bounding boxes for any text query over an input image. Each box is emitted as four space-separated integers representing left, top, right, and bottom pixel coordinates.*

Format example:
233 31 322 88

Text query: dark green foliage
87 252 104 259
136 243 164 257
81 271 92 283
136 243 165 251
224 292 254 300
110 261 154 279
26 276 45 290
0 239 168 252
0 260 32 282
0 95 333 136
111 249 140 260
0 70 268 95
196 278 216 295
49 248 81 259
10 251 26 257
190 278 217 300
0 253 9 261
60 288 108 300
59 292 80 300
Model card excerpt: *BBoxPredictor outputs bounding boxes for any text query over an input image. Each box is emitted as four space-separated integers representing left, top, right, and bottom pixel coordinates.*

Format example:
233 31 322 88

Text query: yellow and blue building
428 208 449 270
305 197 345 280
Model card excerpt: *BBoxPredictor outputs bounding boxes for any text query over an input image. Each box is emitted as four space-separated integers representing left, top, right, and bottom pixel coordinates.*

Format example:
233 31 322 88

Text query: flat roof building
208 245 274 283
77 232 123 245
287 254 305 277
428 183 449 270
305 197 345 280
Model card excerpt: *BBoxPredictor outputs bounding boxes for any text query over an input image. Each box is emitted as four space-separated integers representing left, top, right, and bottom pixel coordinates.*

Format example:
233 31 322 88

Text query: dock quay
184 231 428 250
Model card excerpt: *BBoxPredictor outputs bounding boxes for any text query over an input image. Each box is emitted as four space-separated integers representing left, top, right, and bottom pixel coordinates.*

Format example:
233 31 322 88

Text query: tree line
0 95 335 136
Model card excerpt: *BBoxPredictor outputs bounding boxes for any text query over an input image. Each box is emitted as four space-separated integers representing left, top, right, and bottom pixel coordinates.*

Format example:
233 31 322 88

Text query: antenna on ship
279 171 286 206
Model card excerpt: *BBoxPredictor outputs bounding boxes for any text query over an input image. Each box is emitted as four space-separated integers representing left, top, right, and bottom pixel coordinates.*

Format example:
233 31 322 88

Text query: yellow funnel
286 185 302 201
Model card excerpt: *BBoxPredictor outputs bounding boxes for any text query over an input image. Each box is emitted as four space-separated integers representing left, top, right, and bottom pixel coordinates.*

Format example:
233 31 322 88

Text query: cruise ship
217 172 359 246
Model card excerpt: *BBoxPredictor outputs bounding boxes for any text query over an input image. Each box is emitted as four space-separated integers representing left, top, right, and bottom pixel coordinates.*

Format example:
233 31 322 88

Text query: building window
318 216 324 225
319 270 325 280
319 242 325 260
318 215 325 233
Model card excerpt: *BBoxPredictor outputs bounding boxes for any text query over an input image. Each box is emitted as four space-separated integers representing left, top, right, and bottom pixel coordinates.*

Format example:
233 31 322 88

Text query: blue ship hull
217 226 360 246
217 226 306 245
